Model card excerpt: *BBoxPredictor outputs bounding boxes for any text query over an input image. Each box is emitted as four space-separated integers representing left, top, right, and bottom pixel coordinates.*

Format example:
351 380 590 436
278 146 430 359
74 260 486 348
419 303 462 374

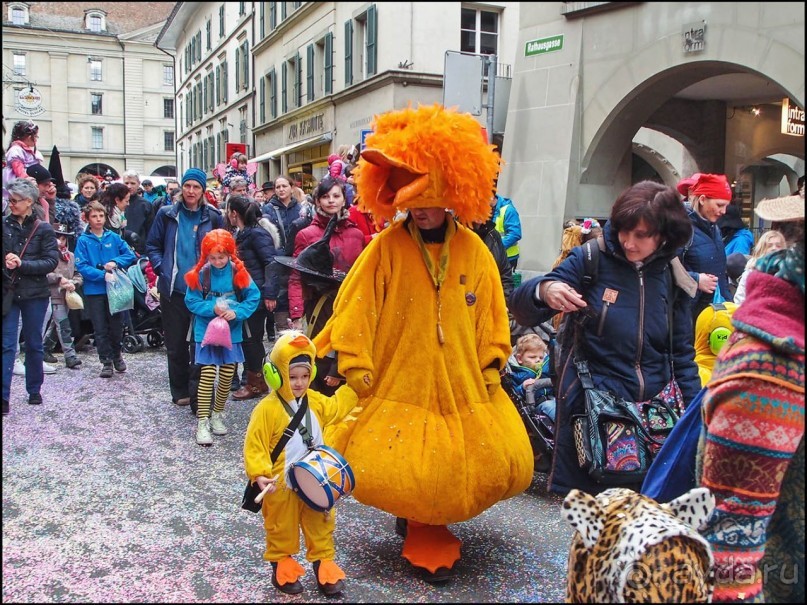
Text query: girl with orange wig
184 229 260 445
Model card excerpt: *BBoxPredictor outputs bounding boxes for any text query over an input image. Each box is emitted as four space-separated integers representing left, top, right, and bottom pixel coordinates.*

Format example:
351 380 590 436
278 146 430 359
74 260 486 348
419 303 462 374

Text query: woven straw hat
754 195 805 222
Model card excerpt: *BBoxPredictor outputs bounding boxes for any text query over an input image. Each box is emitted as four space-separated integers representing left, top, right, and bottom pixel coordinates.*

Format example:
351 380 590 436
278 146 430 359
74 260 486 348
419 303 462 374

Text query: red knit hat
691 173 732 201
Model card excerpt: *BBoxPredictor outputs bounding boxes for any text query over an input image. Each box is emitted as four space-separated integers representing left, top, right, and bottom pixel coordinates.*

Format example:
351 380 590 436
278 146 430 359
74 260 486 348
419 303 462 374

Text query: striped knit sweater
697 271 805 603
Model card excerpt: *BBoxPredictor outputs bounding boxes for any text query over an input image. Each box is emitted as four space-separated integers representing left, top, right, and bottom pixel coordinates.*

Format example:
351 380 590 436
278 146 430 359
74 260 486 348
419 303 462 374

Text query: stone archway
77 163 119 180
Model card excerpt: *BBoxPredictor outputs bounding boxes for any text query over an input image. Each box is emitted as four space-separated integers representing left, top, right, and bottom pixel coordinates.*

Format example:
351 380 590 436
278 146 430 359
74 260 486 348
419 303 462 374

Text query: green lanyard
406 217 456 345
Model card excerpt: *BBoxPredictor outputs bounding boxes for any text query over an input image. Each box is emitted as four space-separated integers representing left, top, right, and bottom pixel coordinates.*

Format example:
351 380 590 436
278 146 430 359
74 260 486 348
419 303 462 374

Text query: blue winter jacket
184 262 260 344
723 228 754 256
508 222 700 496
74 229 137 295
681 210 732 319
146 200 223 299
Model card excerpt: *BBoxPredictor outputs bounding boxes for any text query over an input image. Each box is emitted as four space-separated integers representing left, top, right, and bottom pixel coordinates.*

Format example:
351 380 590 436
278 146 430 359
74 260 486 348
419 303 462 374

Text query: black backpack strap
580 236 601 290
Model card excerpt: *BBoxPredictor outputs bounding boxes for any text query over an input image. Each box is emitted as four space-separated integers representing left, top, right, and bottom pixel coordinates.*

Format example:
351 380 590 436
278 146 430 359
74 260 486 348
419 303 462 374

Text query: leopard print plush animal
562 487 715 603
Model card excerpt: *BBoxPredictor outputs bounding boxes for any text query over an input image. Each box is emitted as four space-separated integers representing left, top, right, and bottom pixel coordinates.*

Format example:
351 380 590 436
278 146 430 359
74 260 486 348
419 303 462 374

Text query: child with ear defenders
221 152 254 195
243 330 360 597
184 229 260 446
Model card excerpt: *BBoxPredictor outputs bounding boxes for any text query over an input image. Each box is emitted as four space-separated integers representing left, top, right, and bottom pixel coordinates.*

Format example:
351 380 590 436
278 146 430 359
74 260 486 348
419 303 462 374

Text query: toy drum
288 445 356 512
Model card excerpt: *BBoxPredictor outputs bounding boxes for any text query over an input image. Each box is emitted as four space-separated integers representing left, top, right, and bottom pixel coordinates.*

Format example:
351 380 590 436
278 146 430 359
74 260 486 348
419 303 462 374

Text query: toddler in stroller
501 328 557 473
120 256 164 352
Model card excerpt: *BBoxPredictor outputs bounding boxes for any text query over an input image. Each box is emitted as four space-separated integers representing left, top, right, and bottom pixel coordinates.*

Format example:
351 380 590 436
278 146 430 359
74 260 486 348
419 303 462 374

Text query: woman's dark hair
227 195 261 227
99 182 129 213
610 181 692 252
10 120 38 143
313 175 346 202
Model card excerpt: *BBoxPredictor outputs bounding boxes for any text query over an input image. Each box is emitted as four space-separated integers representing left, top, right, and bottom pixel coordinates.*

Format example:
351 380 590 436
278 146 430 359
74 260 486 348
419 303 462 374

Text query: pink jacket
288 213 365 320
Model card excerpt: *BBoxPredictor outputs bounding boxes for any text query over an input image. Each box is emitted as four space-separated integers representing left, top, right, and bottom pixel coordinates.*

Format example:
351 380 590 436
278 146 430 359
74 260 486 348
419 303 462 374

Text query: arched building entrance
502 2 804 272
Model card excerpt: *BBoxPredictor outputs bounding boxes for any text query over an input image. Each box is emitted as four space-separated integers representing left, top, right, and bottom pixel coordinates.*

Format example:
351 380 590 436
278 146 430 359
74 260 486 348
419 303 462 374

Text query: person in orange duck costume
313 104 534 583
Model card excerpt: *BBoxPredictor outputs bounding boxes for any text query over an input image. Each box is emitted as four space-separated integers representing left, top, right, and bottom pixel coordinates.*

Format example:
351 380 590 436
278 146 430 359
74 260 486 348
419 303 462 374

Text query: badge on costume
602 288 618 304
465 292 477 306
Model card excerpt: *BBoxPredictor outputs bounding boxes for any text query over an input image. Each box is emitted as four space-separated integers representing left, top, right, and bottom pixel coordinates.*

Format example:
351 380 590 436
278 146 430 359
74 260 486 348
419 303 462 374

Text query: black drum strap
272 395 310 462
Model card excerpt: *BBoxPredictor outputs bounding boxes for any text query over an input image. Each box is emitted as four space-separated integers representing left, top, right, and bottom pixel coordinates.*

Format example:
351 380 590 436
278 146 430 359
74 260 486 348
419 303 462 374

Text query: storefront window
287 143 331 195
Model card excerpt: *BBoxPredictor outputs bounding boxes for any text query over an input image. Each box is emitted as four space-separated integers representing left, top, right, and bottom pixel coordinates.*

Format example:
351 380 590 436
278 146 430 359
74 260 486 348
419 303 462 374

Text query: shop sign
287 112 325 143
781 98 805 137
525 35 563 57
683 22 706 53
15 87 45 117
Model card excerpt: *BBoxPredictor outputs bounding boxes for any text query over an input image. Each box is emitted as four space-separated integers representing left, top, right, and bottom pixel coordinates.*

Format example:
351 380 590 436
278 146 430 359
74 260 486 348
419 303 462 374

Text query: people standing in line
733 229 786 305
509 180 701 497
492 191 523 271
74 202 136 378
243 331 360 596
262 175 306 339
3 120 44 206
313 105 533 582
121 172 154 256
285 176 365 394
184 229 260 445
680 172 734 325
99 182 130 239
696 195 804 604
43 223 83 370
226 196 280 400
718 202 754 256
2 179 59 414
146 168 223 407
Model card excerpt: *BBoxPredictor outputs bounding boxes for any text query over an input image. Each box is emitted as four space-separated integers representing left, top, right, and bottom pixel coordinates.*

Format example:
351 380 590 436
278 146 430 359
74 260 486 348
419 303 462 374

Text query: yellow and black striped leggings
197 363 236 419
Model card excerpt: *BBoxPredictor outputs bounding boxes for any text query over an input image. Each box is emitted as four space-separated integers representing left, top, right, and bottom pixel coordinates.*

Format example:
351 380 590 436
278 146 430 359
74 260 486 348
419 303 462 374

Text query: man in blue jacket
492 193 522 271
146 168 223 407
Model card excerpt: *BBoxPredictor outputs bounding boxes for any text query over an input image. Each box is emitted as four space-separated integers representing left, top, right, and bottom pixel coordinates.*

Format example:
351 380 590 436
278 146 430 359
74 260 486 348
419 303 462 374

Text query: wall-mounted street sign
781 98 805 136
15 87 45 117
525 35 564 57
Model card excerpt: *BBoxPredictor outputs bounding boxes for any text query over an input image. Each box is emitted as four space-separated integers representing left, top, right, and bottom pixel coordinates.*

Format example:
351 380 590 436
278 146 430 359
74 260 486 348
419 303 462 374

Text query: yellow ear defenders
262 355 317 391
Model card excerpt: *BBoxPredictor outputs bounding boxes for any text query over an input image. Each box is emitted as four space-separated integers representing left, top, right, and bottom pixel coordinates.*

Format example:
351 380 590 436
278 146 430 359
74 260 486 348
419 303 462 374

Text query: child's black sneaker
113 357 127 373
28 393 43 405
100 363 114 378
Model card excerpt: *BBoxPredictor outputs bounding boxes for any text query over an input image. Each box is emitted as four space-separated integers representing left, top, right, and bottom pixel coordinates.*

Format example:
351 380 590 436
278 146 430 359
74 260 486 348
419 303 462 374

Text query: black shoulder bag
241 395 310 513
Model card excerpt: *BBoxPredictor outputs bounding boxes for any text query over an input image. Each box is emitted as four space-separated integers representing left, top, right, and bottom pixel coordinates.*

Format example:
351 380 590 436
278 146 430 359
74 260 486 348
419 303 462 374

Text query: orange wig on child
184 229 252 291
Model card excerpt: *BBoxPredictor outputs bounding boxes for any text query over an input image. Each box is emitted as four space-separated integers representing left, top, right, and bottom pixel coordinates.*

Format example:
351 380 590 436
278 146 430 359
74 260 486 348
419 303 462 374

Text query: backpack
198 262 243 301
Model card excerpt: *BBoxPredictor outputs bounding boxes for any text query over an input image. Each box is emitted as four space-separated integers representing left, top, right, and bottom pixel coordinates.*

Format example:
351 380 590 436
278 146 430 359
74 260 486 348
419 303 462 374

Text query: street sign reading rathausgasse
525 35 564 57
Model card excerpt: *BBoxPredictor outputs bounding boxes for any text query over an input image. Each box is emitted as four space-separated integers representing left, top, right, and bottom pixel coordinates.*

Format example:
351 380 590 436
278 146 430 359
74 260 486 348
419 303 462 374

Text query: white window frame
460 6 499 56
85 11 106 33
163 64 174 87
91 127 104 150
165 131 175 153
89 59 103 82
91 92 103 115
13 52 26 76
9 4 28 25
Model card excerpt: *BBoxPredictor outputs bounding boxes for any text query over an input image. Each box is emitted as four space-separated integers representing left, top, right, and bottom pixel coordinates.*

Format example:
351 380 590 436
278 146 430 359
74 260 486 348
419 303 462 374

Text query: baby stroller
502 319 557 473
121 257 164 353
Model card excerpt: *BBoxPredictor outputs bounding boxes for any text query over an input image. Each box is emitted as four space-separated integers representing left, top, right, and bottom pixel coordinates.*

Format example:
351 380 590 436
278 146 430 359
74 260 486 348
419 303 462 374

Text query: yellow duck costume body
243 331 359 592
313 104 534 578
693 301 737 386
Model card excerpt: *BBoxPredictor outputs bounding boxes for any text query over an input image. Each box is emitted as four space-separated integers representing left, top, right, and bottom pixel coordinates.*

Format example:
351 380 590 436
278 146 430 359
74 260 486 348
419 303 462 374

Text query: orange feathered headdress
355 104 501 227
185 228 252 291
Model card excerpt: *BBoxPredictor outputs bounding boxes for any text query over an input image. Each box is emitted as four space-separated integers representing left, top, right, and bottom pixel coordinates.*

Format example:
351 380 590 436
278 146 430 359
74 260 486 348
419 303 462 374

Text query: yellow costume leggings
197 363 235 419
262 481 336 563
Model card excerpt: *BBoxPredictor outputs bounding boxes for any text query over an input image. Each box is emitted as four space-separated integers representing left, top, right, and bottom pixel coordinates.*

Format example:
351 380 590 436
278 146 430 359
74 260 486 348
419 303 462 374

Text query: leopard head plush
562 487 715 603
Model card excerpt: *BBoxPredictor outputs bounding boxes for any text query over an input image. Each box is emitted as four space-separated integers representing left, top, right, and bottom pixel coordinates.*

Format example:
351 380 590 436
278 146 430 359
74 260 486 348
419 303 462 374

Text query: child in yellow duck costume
314 104 534 581
693 301 737 385
243 331 360 596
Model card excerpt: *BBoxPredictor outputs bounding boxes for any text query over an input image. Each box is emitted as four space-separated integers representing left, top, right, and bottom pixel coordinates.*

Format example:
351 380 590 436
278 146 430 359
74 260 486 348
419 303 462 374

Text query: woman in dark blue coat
225 195 280 399
509 181 701 496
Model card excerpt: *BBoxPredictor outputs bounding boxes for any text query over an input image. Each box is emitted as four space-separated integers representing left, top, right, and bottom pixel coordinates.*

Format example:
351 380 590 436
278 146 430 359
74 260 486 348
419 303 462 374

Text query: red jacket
348 205 379 246
288 212 365 320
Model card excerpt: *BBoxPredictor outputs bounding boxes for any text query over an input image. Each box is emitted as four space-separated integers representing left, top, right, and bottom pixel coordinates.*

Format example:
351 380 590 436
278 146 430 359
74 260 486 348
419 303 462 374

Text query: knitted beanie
182 167 207 189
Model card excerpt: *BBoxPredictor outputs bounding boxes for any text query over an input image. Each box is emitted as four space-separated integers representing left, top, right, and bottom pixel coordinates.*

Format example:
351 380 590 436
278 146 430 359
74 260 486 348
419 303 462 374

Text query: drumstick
254 475 280 504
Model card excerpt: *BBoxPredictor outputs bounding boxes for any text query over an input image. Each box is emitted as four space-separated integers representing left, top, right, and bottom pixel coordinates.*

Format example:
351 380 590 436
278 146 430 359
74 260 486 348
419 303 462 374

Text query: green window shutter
235 47 241 90
269 68 277 119
269 1 276 30
215 65 220 106
223 62 228 102
367 5 377 76
243 42 250 90
259 76 266 124
282 63 287 113
281 1 286 21
296 53 302 107
344 20 353 86
325 32 333 95
306 44 314 102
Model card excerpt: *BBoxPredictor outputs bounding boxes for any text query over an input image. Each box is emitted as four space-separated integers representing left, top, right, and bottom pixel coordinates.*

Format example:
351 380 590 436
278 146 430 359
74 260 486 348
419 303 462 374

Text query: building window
165 131 175 152
206 19 212 51
269 68 277 119
85 11 106 32
164 99 174 119
219 5 225 37
91 93 103 115
239 41 249 90
163 64 174 86
10 5 28 25
91 127 103 150
239 2 246 16
348 5 377 83
460 6 499 55
239 107 248 143
344 20 353 86
324 32 334 95
307 44 315 103
89 59 102 81
269 1 277 30
13 53 25 76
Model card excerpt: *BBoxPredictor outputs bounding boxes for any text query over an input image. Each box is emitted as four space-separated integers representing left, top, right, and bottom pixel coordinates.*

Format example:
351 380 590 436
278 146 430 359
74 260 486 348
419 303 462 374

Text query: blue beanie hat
182 168 207 189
